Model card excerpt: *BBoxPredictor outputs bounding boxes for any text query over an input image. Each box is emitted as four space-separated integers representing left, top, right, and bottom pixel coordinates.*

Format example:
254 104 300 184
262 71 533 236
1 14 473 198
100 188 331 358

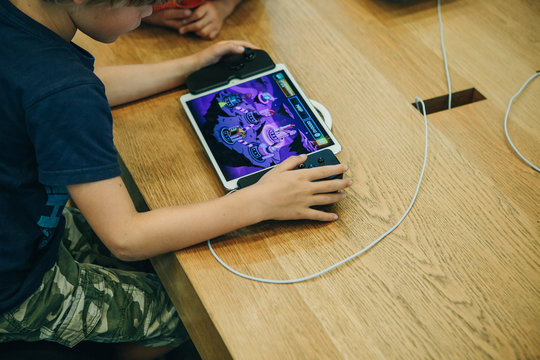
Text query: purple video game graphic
186 71 333 181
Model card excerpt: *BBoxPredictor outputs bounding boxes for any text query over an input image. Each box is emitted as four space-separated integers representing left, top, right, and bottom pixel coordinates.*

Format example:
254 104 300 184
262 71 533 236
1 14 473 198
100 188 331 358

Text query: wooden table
74 0 539 358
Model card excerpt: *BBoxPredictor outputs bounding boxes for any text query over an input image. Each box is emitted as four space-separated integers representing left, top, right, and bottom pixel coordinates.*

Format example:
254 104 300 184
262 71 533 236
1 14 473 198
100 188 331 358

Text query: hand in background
192 40 256 69
144 0 241 39
143 8 192 31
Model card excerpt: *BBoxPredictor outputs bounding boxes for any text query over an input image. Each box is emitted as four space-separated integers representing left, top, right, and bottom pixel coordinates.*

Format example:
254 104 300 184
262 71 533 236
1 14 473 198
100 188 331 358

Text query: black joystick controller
186 48 275 94
237 149 343 189
223 48 255 71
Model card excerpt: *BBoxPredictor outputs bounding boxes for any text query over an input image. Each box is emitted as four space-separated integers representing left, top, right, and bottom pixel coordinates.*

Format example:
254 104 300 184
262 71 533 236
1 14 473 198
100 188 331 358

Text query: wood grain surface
74 0 539 358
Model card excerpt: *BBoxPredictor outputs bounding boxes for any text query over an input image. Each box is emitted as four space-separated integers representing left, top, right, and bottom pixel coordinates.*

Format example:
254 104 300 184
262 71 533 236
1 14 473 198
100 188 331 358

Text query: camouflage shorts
0 207 188 348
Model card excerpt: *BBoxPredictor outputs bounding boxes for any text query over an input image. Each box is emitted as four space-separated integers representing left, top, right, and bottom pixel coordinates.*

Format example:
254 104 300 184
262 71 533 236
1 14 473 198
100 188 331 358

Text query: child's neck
10 0 76 41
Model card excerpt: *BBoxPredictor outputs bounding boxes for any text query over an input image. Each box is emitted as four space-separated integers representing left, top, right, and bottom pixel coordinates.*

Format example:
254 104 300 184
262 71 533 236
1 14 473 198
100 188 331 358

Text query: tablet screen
184 69 336 182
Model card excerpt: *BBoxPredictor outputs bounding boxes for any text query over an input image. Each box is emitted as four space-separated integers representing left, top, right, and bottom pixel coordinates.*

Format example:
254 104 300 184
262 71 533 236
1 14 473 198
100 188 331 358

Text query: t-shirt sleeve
25 82 122 185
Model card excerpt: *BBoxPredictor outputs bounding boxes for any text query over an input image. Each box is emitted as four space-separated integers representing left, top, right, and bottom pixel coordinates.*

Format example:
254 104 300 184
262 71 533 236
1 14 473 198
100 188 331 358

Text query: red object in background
153 0 206 11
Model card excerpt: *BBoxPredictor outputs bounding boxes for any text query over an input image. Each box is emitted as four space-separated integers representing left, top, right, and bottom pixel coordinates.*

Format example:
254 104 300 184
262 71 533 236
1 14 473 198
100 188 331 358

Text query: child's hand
143 1 238 40
178 1 237 39
143 8 193 31
247 155 352 222
193 40 257 69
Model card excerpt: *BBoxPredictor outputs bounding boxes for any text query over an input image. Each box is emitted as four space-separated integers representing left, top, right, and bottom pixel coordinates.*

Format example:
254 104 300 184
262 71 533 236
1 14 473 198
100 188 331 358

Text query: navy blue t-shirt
0 0 122 312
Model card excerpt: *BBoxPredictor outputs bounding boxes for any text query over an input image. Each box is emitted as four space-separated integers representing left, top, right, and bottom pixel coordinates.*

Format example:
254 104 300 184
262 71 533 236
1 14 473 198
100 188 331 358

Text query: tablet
180 64 342 190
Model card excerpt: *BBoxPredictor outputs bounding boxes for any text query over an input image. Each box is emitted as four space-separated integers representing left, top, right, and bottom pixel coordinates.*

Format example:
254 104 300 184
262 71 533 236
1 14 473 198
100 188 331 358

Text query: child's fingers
184 6 206 23
205 41 258 58
160 19 184 28
310 178 353 194
234 41 259 49
143 10 190 28
199 30 219 40
164 9 192 19
272 154 308 172
301 164 348 182
206 29 220 40
219 40 259 52
195 23 221 39
302 208 339 222
309 192 347 206
180 17 211 34
212 41 259 54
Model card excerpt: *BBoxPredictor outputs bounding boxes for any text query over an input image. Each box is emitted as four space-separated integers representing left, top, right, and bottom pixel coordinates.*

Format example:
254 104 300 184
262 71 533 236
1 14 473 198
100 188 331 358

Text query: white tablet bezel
179 64 342 190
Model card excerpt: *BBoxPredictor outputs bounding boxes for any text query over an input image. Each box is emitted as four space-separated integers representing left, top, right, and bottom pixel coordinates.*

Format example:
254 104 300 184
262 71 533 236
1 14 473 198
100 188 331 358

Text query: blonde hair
41 0 165 6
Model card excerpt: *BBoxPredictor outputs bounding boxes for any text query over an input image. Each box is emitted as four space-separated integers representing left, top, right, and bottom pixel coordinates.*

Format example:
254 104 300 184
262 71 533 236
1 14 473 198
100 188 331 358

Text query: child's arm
95 40 253 107
67 155 351 261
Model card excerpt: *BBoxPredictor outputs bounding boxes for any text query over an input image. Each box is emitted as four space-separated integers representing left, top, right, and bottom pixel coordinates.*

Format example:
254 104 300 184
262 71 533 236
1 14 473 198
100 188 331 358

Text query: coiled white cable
207 98 429 284
504 72 540 172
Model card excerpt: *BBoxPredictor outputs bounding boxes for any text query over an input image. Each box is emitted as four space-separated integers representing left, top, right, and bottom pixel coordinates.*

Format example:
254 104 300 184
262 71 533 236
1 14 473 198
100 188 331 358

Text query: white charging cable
437 0 452 109
504 72 540 172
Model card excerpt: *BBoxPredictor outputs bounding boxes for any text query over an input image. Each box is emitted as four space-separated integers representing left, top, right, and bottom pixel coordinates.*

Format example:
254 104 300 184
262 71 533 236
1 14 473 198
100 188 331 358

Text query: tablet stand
309 99 333 130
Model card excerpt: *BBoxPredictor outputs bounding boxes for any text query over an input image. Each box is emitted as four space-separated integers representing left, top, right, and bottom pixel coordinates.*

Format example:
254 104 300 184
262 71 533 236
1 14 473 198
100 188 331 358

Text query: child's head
39 0 165 43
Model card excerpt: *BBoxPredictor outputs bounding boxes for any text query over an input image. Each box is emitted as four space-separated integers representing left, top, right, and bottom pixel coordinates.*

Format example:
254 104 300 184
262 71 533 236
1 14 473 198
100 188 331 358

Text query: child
143 0 243 39
0 0 351 359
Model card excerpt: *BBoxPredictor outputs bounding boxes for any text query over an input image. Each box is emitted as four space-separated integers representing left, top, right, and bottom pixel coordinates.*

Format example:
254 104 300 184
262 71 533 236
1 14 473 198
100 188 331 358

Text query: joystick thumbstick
244 48 255 61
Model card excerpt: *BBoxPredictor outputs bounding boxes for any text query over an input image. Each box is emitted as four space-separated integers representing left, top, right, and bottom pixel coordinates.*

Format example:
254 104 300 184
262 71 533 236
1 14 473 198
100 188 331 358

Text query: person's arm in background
95 40 253 107
143 0 243 39
68 156 351 261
